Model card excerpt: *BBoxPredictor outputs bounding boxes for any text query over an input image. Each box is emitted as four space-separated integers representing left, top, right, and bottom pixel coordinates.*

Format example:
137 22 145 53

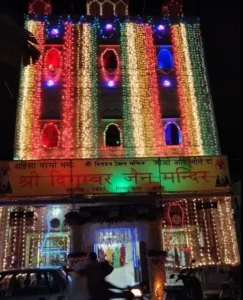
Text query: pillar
69 225 84 253
147 219 167 300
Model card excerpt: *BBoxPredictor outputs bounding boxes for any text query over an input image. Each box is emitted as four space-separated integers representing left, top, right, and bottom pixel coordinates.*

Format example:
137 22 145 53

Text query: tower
86 0 129 16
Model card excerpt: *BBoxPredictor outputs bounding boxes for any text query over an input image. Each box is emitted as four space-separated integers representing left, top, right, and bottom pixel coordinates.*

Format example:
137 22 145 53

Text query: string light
28 0 52 15
87 0 128 16
62 22 75 158
171 23 203 156
76 22 98 158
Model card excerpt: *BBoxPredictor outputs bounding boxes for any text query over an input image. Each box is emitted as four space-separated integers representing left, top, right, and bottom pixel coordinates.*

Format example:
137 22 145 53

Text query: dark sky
0 0 241 179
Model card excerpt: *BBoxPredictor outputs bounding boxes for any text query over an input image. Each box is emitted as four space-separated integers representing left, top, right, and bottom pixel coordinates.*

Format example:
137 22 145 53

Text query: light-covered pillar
147 219 167 300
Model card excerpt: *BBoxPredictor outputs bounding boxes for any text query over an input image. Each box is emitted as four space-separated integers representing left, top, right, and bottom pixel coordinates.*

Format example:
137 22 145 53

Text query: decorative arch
158 48 173 69
89 1 101 15
28 0 52 14
101 49 119 71
116 1 127 15
102 1 114 16
104 123 122 147
41 123 60 148
164 122 182 146
44 48 62 82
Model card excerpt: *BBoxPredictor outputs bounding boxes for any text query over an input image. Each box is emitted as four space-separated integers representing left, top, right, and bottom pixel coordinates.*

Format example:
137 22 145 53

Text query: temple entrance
94 228 141 287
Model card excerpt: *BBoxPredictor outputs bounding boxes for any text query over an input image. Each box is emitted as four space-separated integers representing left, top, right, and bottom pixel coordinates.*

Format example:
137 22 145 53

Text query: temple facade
0 0 240 298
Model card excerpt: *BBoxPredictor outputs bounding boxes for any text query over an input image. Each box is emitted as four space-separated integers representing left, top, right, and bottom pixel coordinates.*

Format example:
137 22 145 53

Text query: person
79 252 131 300
67 252 89 300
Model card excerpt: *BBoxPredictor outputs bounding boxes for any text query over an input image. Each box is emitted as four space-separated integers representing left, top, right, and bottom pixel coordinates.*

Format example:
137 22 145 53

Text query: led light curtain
171 22 220 156
62 22 75 158
121 23 164 158
185 23 220 155
15 21 45 160
76 23 98 158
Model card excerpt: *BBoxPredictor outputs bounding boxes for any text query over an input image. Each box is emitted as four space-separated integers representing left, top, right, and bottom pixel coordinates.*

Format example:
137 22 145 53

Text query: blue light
105 23 113 31
107 80 115 87
162 79 171 87
50 28 59 37
47 80 55 87
158 24 165 31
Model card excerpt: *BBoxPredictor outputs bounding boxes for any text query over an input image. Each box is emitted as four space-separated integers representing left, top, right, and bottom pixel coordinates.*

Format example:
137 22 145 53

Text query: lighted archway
102 49 119 71
164 122 182 146
116 1 127 15
89 1 101 15
41 123 60 148
158 48 173 69
45 48 62 71
102 1 114 16
104 123 122 147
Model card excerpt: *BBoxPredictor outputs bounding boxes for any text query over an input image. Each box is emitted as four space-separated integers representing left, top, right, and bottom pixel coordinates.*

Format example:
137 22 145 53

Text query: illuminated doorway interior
94 228 141 287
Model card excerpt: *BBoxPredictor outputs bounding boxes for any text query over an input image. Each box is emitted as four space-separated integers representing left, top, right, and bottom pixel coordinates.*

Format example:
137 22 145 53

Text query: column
147 219 167 300
69 225 84 253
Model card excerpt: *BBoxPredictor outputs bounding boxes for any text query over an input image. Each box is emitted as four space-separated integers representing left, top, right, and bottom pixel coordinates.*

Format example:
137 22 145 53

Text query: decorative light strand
120 23 135 157
171 23 203 156
87 0 128 16
31 21 45 159
186 24 220 155
14 20 37 160
62 22 75 158
76 23 98 158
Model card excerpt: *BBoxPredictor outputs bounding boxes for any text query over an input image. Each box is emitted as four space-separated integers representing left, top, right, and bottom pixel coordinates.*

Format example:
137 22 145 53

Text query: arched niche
89 2 101 15
45 48 62 71
116 2 127 15
104 124 121 147
165 122 182 146
158 48 173 69
102 49 118 70
42 123 59 148
102 1 114 16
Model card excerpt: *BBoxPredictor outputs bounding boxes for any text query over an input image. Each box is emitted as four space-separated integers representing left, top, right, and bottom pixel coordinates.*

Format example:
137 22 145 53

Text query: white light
52 207 62 217
131 288 142 297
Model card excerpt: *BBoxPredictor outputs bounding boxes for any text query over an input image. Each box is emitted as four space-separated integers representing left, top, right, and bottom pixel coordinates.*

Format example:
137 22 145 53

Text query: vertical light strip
14 20 37 160
126 23 146 157
144 24 165 156
224 197 240 264
135 25 154 156
32 21 45 159
91 21 99 158
171 23 203 156
76 23 98 158
62 22 75 158
186 23 220 155
120 23 135 157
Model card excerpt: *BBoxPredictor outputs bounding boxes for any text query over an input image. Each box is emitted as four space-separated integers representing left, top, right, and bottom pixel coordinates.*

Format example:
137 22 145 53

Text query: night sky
0 0 240 180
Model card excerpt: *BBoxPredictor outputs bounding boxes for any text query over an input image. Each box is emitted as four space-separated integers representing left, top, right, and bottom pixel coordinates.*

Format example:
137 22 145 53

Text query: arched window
116 2 126 15
102 2 114 16
158 48 173 69
45 48 61 71
89 2 101 15
104 124 121 147
165 123 182 146
42 123 59 148
102 49 118 70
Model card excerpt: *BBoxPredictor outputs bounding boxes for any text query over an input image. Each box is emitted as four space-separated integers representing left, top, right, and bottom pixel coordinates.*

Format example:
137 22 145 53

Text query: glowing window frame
43 47 63 83
101 48 120 82
103 123 122 148
41 123 61 149
164 122 182 147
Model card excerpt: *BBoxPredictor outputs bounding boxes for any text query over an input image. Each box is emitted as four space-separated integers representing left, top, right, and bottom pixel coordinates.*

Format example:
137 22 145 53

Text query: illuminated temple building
0 0 240 298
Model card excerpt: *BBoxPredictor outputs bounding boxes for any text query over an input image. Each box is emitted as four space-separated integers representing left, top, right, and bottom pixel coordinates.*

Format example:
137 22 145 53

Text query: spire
87 0 129 16
28 0 52 15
